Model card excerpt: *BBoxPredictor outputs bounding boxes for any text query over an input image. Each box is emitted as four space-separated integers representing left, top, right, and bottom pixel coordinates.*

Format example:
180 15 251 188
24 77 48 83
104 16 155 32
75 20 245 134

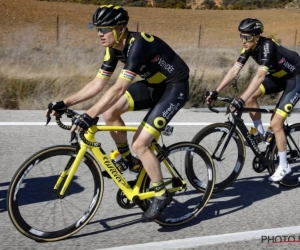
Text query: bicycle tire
192 123 246 192
7 145 104 242
270 123 300 187
141 142 215 226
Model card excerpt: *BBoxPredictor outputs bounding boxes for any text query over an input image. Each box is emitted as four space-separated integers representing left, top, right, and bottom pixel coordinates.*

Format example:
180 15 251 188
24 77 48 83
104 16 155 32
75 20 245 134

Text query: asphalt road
1 109 300 250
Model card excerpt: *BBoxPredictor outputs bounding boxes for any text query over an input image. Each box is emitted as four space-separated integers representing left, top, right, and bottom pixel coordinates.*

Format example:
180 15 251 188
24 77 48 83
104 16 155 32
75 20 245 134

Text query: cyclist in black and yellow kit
206 18 300 182
47 5 190 221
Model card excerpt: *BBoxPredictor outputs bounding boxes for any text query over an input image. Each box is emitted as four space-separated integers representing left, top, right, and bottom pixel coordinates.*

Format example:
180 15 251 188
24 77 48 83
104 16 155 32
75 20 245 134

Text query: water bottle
264 127 274 145
110 150 128 172
250 127 262 144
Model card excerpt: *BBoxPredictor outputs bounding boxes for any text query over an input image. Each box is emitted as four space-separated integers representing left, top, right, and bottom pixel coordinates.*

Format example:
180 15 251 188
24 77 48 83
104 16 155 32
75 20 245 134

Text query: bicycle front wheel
192 123 246 192
270 123 300 187
141 142 215 226
7 145 104 242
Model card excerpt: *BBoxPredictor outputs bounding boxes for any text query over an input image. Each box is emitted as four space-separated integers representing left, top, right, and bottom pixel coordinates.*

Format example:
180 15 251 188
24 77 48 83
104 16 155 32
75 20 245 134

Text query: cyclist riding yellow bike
47 4 190 221
206 18 300 182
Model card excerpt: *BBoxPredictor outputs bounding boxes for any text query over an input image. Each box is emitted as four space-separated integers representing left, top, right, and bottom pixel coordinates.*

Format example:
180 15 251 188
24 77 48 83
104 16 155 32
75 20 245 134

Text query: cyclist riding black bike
46 4 190 221
206 18 300 182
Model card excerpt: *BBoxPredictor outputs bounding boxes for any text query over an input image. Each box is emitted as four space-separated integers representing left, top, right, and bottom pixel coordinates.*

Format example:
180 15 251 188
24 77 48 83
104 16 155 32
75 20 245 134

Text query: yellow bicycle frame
54 125 185 201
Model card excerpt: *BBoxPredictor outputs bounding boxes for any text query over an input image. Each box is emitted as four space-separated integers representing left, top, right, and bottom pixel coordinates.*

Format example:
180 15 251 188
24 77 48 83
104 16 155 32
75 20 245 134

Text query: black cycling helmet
92 5 129 27
238 18 263 34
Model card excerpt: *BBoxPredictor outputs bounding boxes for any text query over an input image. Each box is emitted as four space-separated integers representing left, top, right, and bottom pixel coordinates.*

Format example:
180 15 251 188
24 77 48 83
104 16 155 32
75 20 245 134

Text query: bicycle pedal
102 170 112 179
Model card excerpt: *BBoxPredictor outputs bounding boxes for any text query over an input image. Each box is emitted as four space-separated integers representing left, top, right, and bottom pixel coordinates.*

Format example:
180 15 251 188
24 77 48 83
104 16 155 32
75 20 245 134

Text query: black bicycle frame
208 96 300 167
222 107 279 166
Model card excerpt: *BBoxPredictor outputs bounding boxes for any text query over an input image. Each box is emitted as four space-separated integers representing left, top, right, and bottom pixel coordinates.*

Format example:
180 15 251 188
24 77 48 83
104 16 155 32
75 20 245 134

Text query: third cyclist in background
206 18 300 182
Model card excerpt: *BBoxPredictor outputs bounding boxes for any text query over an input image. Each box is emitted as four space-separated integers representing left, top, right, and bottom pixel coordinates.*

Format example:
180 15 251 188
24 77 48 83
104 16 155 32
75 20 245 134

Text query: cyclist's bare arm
240 67 267 101
216 64 241 92
63 76 109 107
206 64 241 103
86 76 132 118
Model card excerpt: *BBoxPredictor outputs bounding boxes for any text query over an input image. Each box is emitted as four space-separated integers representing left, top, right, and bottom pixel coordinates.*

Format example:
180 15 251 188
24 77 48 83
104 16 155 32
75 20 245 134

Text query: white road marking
97 226 300 249
0 122 271 126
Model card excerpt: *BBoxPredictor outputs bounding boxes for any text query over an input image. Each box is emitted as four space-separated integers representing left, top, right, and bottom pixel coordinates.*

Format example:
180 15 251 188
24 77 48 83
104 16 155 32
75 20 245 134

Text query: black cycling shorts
124 80 189 140
260 73 300 117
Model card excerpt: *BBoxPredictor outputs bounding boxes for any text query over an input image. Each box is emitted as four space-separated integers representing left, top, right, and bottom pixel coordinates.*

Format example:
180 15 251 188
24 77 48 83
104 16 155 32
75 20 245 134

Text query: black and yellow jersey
97 31 189 84
235 37 300 79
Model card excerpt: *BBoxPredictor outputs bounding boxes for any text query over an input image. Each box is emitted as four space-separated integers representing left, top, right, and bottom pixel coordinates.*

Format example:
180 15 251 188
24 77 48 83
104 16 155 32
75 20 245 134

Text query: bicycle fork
53 146 88 198
212 124 236 161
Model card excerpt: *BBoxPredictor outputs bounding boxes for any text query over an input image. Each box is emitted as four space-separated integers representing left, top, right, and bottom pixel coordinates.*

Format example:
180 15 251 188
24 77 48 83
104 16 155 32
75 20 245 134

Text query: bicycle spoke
141 142 215 226
7 146 103 242
192 123 245 192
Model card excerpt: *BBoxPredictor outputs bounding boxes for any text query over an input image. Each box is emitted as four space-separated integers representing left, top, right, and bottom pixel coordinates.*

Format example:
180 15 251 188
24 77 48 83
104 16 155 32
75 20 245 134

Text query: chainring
116 180 137 209
252 155 267 173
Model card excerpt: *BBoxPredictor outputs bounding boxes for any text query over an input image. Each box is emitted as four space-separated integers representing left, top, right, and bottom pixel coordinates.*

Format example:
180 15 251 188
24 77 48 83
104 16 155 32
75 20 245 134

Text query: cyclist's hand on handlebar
205 90 218 104
45 101 68 125
230 98 245 111
46 101 68 116
71 113 93 132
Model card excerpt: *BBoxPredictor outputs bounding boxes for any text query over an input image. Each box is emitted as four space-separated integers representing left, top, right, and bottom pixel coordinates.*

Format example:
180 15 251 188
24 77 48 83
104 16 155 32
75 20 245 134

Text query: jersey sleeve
257 40 276 73
97 47 118 79
235 49 250 69
118 34 153 82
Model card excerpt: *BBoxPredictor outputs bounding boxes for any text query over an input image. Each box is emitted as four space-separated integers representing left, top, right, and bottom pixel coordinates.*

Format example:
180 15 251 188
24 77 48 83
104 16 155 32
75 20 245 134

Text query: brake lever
70 131 78 143
45 109 52 126
225 104 231 115
201 94 207 105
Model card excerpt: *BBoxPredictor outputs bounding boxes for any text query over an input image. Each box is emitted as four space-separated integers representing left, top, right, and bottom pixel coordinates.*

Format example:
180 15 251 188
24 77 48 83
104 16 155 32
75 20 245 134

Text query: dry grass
1 0 300 109
2 0 300 47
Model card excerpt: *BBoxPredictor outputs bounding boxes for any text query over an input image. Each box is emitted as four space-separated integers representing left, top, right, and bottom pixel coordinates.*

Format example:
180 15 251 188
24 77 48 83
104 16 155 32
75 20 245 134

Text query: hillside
1 0 300 48
1 0 300 109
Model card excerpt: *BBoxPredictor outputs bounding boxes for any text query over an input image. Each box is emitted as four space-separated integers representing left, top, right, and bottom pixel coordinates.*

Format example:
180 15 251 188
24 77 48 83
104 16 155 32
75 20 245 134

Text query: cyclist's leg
102 81 154 165
131 80 189 220
132 81 189 181
246 76 284 136
102 96 129 143
269 73 300 181
246 86 264 135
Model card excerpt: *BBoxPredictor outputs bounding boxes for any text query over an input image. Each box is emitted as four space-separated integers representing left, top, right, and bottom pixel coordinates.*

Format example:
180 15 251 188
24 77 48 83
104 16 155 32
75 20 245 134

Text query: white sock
278 151 288 168
253 120 264 135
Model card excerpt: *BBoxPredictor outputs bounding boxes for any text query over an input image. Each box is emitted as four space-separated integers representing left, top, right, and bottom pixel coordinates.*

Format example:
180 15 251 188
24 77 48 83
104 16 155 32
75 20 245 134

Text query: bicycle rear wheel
270 123 300 187
192 123 246 192
7 145 104 242
141 142 215 226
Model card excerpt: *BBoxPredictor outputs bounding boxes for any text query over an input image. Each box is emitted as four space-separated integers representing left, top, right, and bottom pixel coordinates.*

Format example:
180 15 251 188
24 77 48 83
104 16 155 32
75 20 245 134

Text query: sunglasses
240 34 255 42
96 26 116 34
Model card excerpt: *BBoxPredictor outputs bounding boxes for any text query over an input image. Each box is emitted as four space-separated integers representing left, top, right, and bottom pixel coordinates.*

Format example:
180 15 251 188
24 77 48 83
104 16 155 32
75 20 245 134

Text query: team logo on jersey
178 93 185 100
278 57 295 72
290 93 300 106
154 117 166 129
162 103 181 119
141 72 151 78
284 104 293 113
263 43 270 57
151 55 160 62
158 58 174 73
127 37 135 57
